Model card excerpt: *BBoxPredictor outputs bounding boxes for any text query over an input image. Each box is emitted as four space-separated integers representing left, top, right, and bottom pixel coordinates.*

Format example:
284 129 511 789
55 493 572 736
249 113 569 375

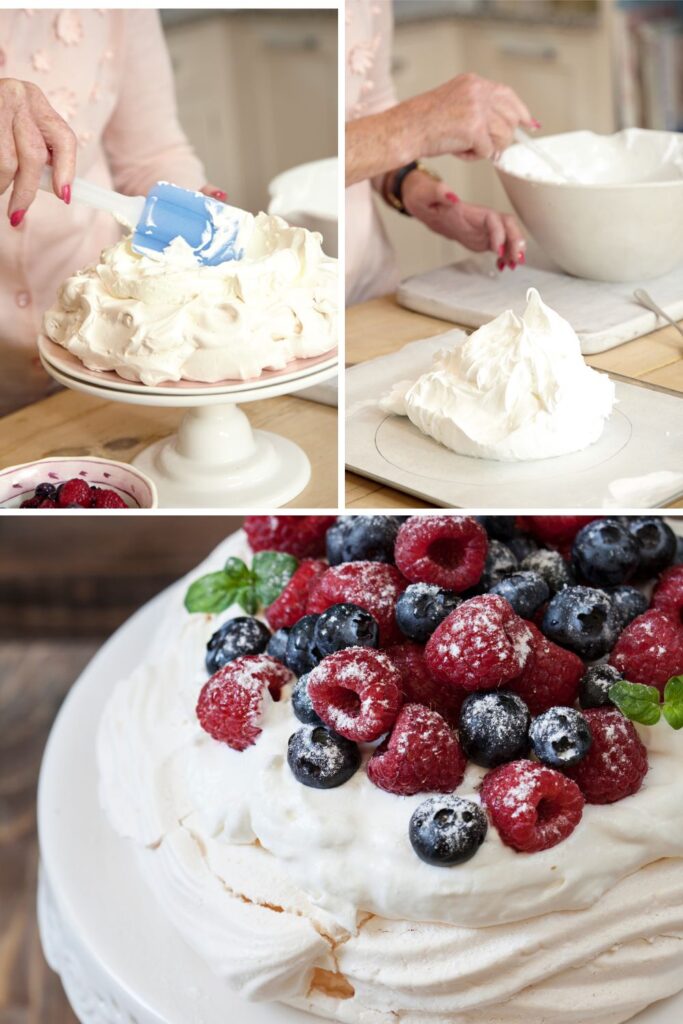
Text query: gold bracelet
385 162 442 215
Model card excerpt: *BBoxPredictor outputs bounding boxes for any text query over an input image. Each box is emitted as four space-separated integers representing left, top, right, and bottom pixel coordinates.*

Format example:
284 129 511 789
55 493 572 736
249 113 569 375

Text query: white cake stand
36 574 683 1024
39 341 337 508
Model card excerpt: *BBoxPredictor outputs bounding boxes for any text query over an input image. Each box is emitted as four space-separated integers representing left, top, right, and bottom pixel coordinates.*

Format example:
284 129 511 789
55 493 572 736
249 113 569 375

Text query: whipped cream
381 288 615 461
42 213 337 386
97 530 683 1024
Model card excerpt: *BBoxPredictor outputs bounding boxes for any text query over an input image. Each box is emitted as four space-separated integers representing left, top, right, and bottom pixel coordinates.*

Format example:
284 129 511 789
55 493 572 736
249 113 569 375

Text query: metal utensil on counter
633 288 683 341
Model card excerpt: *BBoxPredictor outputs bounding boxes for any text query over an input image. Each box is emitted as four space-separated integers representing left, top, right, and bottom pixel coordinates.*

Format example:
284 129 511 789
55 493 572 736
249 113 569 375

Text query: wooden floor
0 640 99 1023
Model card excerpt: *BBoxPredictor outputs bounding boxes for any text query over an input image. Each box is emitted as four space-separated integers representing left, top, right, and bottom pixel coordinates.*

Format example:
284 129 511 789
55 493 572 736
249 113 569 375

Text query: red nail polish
531 118 542 130
508 260 516 270
211 190 227 201
518 251 526 264
10 209 25 227
61 184 71 205
497 244 505 258
497 258 505 271
445 191 459 204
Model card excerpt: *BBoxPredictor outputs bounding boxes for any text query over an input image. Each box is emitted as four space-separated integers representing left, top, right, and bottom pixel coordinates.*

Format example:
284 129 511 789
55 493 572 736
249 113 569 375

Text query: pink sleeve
365 5 397 116
103 11 206 196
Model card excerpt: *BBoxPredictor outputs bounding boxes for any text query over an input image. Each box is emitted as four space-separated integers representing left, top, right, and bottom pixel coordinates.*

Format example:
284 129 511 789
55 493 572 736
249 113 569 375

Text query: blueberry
572 519 640 587
520 549 574 595
326 518 353 565
395 583 461 643
409 796 488 866
458 691 530 768
676 536 683 565
542 586 620 660
480 539 518 590
506 533 539 562
205 616 271 674
626 517 676 577
338 515 401 564
606 585 648 630
529 707 592 768
579 663 623 709
489 571 549 619
287 726 360 789
475 516 517 541
291 673 323 725
35 482 58 500
285 614 323 675
313 603 379 656
267 627 290 663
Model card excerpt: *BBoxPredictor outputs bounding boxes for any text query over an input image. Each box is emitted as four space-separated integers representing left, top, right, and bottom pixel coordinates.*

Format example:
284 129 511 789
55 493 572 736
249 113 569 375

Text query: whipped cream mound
97 531 683 1024
381 288 615 461
42 212 337 386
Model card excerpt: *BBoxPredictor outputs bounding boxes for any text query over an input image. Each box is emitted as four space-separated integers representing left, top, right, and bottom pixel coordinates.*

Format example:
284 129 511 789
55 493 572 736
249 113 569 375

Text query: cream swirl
43 213 337 386
97 531 683 1023
381 288 615 461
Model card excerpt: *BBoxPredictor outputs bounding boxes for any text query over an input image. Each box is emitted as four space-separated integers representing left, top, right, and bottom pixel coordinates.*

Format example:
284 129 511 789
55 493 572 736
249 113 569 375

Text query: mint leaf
223 557 252 583
662 675 683 730
184 571 238 614
252 551 298 606
609 681 662 726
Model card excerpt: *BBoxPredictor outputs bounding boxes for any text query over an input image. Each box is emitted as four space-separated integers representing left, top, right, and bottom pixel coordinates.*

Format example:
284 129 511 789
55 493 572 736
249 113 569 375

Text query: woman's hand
402 170 525 269
0 79 76 225
405 72 535 163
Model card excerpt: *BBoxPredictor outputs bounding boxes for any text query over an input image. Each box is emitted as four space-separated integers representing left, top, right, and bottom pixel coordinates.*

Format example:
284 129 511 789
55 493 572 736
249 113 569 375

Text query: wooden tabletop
0 639 98 1023
0 388 338 510
345 294 683 509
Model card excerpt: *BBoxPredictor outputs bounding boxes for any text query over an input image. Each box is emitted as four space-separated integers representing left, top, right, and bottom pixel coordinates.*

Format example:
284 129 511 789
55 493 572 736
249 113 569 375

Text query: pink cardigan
0 9 206 414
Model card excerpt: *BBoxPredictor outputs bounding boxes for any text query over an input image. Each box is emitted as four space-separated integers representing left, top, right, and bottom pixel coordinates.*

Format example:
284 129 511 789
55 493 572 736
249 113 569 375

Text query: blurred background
381 0 683 277
162 8 338 252
0 516 244 1022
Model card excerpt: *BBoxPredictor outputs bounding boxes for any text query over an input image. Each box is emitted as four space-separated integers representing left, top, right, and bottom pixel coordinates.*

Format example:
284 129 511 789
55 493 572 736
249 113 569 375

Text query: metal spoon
512 128 579 183
633 288 683 340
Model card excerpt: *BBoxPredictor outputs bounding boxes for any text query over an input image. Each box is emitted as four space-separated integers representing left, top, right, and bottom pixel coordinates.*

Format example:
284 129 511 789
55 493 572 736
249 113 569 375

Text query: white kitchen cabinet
376 13 617 279
165 13 337 214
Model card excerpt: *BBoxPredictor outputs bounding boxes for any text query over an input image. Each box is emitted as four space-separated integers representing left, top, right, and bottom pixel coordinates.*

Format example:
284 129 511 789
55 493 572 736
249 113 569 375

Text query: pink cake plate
39 342 338 509
37 568 683 1024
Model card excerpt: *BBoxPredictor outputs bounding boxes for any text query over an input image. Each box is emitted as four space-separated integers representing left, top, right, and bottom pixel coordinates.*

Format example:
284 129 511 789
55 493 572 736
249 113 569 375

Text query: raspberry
609 609 683 692
384 642 466 726
265 559 327 630
307 647 402 742
57 478 92 508
651 565 683 624
481 760 584 853
425 595 533 692
517 516 597 549
564 708 648 804
394 515 488 591
37 499 58 508
244 516 336 558
307 561 408 646
367 703 466 796
20 497 42 508
196 654 293 751
92 488 128 509
508 621 584 715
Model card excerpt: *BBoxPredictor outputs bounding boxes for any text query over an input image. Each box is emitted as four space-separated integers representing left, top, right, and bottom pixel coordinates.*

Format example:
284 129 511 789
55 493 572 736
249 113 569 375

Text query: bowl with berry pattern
0 456 158 509
38 514 683 1024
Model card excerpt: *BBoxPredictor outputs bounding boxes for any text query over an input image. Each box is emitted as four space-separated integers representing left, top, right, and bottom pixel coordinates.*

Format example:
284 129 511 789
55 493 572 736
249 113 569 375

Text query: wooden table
0 388 338 509
345 295 683 509
0 639 98 1023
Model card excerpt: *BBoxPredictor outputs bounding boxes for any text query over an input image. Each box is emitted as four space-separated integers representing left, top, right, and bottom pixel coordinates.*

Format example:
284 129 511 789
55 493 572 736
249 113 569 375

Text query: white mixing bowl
495 129 683 282
268 157 338 257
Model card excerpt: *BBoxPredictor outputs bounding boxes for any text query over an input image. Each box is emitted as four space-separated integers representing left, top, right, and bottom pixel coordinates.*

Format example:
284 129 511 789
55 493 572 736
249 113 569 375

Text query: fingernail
211 189 227 201
508 260 516 270
61 184 71 205
445 191 459 204
497 258 505 271
10 209 25 227
518 251 526 264
531 118 542 130
497 244 505 258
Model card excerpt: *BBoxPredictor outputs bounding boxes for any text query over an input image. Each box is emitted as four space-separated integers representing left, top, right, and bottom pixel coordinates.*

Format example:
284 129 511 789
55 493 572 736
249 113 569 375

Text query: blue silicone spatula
38 169 249 266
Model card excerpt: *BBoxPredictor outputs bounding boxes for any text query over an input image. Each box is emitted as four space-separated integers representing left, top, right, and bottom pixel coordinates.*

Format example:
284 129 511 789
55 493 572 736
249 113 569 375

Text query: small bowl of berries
0 456 158 509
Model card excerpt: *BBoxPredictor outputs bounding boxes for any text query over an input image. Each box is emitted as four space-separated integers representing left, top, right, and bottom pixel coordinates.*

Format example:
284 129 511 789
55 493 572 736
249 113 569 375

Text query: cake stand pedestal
39 355 336 508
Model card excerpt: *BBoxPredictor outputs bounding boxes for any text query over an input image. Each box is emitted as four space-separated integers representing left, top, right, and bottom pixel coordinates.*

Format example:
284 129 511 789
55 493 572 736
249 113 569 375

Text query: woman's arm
102 11 205 197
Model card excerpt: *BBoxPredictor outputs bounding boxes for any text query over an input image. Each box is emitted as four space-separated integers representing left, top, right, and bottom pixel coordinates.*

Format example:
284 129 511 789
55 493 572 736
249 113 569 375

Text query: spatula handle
39 167 145 227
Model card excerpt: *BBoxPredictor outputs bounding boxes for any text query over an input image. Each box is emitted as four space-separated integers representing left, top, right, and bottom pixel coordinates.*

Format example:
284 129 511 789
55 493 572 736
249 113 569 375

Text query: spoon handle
633 288 683 340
